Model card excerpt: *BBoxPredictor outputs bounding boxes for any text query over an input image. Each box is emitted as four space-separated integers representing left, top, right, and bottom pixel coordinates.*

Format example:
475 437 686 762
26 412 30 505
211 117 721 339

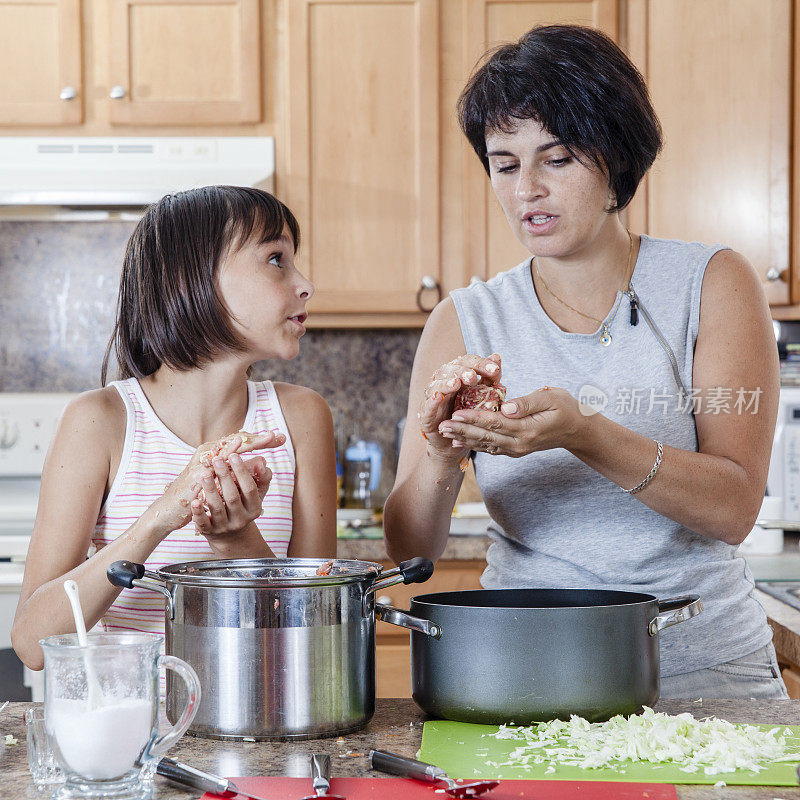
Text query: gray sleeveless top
450 234 771 677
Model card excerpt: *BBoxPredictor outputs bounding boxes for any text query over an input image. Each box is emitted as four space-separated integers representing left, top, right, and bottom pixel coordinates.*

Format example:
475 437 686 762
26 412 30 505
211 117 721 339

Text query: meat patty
454 379 507 413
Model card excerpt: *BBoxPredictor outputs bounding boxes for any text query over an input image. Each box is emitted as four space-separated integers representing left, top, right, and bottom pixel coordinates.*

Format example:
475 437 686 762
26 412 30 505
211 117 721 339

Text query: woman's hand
145 430 283 535
417 353 503 463
438 386 587 457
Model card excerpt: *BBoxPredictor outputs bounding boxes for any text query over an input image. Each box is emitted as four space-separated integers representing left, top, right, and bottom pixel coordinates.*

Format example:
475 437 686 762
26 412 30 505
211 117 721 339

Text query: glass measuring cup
41 632 200 800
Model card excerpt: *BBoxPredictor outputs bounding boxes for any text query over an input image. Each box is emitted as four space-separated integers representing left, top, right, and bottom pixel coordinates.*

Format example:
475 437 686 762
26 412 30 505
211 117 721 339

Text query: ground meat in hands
454 379 507 413
194 431 261 517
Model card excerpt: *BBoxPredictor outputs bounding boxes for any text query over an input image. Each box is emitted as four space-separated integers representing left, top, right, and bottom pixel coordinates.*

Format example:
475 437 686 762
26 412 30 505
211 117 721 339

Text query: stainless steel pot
107 557 437 740
406 588 702 724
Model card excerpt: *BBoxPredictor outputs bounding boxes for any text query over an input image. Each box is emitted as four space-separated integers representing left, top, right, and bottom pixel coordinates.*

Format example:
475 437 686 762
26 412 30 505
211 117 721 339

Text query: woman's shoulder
452 260 532 298
639 233 729 266
701 247 765 306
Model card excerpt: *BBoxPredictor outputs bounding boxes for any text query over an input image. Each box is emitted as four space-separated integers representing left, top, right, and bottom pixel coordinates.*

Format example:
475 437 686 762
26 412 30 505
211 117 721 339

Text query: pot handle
107 560 175 621
648 595 702 637
366 557 435 597
375 603 442 639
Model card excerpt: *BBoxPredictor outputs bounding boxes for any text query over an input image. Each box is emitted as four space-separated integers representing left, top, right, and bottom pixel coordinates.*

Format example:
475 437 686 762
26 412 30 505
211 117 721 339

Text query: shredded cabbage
486 707 799 775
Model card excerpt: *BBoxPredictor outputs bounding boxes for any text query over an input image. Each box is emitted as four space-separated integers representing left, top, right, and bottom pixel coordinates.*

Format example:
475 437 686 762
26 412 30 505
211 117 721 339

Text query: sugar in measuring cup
41 632 200 800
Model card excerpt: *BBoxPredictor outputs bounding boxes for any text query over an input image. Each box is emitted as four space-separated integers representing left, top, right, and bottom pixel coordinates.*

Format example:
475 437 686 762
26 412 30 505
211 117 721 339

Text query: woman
383 25 786 699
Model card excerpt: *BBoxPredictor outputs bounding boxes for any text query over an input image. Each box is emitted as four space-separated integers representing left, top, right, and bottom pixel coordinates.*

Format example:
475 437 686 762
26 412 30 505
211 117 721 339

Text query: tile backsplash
0 222 421 492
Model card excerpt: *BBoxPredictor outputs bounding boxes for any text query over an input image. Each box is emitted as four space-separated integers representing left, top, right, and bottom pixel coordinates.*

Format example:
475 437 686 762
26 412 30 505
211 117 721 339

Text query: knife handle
368 749 447 783
157 756 237 797
311 753 331 793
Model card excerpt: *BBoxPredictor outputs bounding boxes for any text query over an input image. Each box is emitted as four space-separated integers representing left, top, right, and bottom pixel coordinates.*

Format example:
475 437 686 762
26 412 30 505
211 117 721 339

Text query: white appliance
766 386 800 522
0 136 274 218
0 393 77 699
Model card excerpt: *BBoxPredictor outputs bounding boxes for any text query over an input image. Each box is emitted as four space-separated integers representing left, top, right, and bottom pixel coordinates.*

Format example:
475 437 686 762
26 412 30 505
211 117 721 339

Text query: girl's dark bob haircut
457 24 662 211
101 185 300 384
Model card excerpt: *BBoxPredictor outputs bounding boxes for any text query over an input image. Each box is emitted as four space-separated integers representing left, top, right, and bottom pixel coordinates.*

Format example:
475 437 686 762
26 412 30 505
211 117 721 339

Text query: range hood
0 137 274 220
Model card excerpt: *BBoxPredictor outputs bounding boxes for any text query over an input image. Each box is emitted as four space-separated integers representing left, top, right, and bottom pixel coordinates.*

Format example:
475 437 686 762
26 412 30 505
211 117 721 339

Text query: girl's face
485 117 617 259
218 227 314 361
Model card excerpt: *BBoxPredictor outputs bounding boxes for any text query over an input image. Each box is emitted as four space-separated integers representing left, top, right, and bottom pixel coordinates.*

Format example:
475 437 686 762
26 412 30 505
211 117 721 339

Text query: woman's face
218 226 314 361
485 117 617 258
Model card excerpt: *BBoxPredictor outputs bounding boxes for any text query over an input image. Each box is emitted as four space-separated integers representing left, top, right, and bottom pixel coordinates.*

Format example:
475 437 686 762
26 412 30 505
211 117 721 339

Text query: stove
756 581 800 613
0 392 77 698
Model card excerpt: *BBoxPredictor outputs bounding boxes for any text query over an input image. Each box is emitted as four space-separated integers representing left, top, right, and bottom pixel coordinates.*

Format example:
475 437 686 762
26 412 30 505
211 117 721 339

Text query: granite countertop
336 533 490 562
3 699 800 799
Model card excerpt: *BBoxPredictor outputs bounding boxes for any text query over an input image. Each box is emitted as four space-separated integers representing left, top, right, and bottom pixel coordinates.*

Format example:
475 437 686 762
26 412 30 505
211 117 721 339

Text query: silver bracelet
624 440 663 495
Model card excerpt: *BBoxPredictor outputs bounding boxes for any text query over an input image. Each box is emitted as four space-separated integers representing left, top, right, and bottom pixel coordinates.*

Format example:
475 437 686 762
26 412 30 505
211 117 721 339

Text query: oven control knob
0 420 19 449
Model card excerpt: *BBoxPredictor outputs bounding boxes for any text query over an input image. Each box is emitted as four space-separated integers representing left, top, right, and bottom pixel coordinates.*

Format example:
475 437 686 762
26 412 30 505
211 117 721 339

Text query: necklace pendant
600 326 612 346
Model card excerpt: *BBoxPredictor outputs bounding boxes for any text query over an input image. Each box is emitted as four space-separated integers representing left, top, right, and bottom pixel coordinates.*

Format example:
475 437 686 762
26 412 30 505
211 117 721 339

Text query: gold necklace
534 230 634 347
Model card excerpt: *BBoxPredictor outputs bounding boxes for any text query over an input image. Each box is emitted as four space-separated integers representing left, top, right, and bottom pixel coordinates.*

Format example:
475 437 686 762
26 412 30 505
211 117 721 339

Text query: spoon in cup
63 579 104 708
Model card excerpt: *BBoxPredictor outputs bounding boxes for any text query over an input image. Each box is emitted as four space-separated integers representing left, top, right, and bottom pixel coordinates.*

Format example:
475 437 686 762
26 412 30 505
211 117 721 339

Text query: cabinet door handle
766 267 783 282
109 85 127 100
59 86 77 101
416 276 442 312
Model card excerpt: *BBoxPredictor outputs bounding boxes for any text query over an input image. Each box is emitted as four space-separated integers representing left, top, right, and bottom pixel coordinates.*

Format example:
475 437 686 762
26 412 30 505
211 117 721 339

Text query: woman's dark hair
101 185 300 384
457 24 662 211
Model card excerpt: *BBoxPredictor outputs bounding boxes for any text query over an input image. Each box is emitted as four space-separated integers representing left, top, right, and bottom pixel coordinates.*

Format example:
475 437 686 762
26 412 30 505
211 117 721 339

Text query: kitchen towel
419 720 800 786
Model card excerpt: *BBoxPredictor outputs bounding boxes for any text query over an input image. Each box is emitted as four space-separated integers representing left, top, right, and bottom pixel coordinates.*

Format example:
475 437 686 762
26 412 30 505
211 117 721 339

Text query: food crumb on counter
4 734 18 745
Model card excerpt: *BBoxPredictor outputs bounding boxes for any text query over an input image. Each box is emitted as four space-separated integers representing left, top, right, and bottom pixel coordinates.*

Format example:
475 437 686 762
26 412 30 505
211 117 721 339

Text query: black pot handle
365 557 434 599
107 560 175 620
398 557 434 585
649 595 702 636
107 560 145 588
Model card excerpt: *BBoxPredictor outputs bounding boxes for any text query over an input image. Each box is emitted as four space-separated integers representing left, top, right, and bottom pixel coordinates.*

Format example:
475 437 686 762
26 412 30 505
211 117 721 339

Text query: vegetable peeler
369 749 498 798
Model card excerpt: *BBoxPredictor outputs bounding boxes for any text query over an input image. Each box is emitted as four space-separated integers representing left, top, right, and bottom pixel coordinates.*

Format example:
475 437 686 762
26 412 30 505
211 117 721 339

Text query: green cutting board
419 720 800 786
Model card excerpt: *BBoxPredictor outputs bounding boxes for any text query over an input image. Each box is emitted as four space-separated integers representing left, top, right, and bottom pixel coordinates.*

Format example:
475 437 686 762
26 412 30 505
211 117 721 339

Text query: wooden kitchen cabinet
285 0 440 323
0 0 83 125
375 558 485 698
625 0 796 306
104 0 261 125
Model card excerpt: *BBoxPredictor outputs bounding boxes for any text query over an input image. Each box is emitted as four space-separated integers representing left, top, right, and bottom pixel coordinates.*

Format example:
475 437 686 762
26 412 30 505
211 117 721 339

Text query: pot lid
157 557 384 587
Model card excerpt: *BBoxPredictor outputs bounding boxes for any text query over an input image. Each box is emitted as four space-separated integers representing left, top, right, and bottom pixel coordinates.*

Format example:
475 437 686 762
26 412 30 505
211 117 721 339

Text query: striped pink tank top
93 377 295 637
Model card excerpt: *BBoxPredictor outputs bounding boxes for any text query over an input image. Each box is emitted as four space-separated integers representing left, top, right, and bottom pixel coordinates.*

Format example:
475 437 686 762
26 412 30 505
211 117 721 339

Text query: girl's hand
145 430 283 535
190 452 272 539
437 386 587 457
417 353 503 463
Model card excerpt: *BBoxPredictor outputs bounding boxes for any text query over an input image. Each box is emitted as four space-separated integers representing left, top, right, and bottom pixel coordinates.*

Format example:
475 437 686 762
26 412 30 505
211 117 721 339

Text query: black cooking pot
407 588 701 723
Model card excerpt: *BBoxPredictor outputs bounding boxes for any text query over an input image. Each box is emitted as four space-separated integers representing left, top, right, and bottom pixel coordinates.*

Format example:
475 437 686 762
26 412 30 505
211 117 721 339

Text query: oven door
0 558 32 700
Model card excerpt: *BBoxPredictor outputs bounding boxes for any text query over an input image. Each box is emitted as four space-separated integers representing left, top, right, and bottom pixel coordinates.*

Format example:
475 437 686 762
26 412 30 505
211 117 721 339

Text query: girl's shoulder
269 383 334 463
60 386 126 438
49 386 125 478
271 382 332 422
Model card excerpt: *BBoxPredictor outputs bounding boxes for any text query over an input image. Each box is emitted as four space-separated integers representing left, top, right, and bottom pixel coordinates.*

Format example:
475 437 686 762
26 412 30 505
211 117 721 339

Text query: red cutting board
203 776 678 799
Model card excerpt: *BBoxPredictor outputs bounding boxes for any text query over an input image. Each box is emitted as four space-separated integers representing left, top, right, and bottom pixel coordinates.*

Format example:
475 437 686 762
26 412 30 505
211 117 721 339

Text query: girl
384 25 786 699
13 186 337 670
